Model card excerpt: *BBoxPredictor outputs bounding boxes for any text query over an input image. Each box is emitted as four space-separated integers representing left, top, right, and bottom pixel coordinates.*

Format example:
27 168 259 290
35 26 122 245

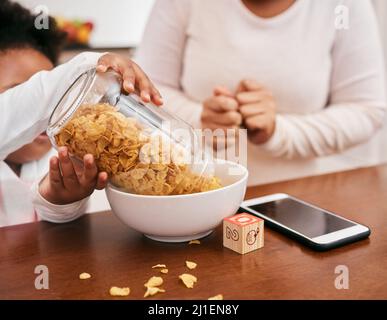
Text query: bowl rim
106 160 248 199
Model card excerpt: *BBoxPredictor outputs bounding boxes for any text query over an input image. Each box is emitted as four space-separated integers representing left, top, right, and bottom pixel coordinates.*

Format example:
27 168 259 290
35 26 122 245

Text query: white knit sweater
136 0 386 185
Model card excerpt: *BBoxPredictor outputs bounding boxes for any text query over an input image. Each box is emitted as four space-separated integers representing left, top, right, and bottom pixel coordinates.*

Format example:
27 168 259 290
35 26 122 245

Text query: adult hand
201 86 242 132
236 79 276 144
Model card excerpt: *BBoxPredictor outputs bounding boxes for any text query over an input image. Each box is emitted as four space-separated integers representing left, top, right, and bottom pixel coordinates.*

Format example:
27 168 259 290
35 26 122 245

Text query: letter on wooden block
223 213 264 254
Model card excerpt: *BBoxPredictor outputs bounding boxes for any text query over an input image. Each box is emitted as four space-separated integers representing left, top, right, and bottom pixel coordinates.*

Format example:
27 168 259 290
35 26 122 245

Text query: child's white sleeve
31 180 89 223
0 52 103 161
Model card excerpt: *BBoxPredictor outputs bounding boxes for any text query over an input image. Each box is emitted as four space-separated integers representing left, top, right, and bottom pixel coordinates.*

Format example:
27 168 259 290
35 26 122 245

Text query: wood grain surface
1 166 387 299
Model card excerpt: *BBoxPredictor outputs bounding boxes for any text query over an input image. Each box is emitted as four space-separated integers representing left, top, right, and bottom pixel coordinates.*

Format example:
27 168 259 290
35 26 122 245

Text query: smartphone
240 193 370 251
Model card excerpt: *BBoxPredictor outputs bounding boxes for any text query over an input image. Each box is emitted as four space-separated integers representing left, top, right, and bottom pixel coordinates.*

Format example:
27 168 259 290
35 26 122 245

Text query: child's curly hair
0 0 66 64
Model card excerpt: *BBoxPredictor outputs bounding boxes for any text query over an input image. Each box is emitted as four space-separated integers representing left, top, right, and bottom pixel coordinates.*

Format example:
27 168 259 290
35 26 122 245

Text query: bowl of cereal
105 160 248 242
47 68 247 242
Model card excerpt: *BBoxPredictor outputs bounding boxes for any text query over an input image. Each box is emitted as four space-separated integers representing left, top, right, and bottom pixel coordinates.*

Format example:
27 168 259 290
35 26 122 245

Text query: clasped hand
201 79 276 144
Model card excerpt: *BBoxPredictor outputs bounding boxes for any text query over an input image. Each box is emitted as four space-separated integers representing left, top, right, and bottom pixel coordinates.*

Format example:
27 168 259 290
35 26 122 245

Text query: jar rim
47 68 97 140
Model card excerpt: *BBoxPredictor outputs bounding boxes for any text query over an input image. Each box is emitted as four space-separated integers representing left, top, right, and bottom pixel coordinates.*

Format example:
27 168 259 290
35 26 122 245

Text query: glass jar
46 68 221 195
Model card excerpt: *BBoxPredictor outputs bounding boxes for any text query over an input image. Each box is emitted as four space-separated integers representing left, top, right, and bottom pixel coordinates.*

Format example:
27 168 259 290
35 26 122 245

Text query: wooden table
1 165 387 300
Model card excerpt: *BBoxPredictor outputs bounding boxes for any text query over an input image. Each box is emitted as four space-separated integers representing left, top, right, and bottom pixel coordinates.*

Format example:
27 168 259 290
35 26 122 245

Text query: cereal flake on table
144 276 165 298
185 261 197 270
179 273 197 288
188 239 201 245
79 272 91 280
144 276 163 288
144 286 165 298
109 286 130 297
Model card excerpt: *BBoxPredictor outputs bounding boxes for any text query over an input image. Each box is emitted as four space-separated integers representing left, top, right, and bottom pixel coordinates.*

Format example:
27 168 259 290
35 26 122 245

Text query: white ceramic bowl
105 160 248 242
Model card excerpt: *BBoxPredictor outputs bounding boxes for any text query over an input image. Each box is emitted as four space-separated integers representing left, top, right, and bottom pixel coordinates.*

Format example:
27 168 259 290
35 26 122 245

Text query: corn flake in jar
54 103 221 195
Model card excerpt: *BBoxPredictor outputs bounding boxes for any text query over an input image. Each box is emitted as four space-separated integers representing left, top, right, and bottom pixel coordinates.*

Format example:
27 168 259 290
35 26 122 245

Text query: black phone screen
247 197 355 238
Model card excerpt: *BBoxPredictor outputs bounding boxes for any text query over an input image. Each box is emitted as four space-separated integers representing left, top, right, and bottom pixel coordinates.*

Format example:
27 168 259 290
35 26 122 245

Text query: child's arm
0 52 162 162
0 52 101 162
32 146 107 223
32 185 89 224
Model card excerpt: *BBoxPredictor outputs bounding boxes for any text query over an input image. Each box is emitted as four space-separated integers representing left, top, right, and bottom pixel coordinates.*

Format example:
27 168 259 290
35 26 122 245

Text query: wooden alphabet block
223 213 264 254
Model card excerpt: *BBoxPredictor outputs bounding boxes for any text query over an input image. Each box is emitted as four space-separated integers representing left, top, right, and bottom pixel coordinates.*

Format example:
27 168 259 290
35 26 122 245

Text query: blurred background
15 0 387 164
17 0 155 60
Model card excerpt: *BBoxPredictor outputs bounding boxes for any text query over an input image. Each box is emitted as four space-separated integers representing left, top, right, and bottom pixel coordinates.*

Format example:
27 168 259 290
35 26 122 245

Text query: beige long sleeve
137 0 386 160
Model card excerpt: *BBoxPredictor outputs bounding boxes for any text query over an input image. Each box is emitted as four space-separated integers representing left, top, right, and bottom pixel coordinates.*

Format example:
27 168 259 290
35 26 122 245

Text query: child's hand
39 147 108 205
96 53 163 106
